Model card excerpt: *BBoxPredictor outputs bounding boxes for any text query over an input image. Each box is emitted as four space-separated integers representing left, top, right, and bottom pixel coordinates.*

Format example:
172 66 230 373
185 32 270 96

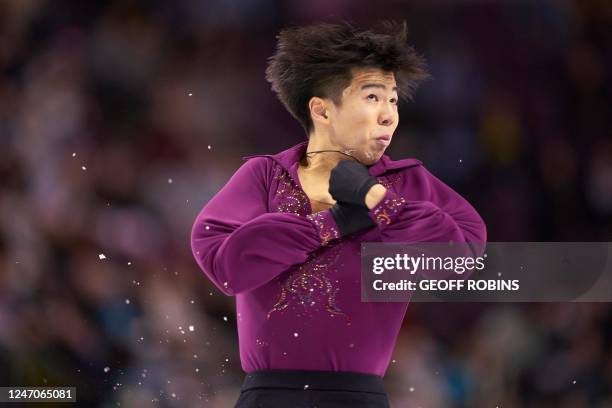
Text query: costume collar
242 141 422 177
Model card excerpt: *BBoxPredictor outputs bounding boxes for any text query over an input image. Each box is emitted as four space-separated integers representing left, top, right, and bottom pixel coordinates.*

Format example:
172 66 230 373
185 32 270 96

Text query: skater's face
311 67 399 165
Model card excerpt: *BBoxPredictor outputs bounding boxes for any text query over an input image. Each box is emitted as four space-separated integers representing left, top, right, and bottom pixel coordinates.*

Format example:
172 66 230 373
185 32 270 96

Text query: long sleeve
368 166 487 250
190 157 340 296
365 167 486 280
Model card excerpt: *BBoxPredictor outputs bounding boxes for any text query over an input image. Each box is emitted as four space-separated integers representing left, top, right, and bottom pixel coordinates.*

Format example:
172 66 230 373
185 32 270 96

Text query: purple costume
191 142 486 376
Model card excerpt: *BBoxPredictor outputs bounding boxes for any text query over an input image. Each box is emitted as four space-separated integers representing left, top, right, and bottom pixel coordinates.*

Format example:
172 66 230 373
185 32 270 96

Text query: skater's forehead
346 68 397 94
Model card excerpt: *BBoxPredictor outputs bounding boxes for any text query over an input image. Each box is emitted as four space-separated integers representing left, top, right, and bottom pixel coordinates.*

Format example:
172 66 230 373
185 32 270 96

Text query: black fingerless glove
329 160 379 206
329 201 376 237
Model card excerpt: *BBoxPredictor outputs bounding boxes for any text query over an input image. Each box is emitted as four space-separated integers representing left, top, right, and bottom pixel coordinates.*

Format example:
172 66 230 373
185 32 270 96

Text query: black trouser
235 369 390 407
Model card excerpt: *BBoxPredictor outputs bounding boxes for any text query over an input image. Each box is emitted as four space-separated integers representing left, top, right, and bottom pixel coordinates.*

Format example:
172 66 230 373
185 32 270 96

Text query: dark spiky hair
265 21 430 135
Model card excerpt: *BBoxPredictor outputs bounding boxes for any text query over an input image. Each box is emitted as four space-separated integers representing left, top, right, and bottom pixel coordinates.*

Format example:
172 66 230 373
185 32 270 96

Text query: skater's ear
309 96 331 124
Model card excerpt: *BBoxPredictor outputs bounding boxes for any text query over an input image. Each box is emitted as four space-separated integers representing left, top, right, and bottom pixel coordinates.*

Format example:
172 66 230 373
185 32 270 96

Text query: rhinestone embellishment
267 245 351 324
307 211 339 246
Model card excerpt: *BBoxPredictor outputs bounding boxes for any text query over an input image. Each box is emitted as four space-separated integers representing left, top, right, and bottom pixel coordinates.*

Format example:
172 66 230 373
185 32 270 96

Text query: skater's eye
367 94 379 102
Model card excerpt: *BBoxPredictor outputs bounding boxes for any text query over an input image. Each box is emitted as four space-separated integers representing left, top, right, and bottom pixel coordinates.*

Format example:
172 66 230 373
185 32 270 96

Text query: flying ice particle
168 178 173 184
72 153 76 157
125 299 130 304
189 325 194 332
99 254 106 260
223 316 228 322
293 332 299 337
82 166 87 171
207 145 211 150
104 367 110 373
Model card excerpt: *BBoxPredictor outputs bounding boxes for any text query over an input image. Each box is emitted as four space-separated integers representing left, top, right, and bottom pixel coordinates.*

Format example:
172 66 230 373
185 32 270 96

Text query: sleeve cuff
368 188 407 227
306 210 340 246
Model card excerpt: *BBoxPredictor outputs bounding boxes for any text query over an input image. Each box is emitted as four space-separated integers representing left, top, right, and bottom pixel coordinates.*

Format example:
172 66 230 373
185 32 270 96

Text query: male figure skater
191 21 486 407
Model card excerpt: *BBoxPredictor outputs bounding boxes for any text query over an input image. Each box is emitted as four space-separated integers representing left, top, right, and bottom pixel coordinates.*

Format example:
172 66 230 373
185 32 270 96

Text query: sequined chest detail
267 164 349 323
272 164 310 216
377 172 402 190
267 244 351 325
373 173 406 225
307 211 339 246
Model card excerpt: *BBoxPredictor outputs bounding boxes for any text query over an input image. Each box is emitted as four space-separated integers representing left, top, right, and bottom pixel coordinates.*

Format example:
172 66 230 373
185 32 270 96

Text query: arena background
0 0 610 407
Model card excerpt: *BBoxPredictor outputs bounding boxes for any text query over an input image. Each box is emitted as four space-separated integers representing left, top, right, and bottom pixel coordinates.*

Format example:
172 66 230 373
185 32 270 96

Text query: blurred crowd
0 0 610 407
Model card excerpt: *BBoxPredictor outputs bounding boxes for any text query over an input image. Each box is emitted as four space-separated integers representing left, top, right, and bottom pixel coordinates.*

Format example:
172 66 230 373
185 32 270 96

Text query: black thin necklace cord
304 150 363 165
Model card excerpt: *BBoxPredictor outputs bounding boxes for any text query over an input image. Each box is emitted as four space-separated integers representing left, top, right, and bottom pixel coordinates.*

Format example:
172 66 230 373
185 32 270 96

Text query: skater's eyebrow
360 84 398 92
